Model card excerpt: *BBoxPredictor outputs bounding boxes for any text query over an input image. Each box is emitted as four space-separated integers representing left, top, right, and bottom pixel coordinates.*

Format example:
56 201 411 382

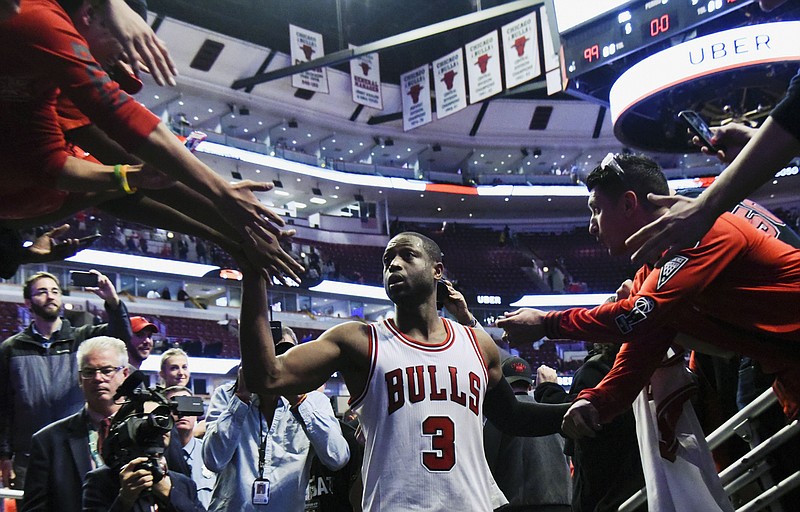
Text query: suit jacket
21 409 94 512
82 466 205 512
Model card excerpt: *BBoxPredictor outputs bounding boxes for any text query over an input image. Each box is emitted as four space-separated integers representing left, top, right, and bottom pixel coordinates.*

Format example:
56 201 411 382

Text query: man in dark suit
22 336 130 512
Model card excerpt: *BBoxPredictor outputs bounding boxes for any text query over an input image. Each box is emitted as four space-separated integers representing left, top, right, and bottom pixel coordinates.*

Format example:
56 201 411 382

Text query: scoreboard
558 0 754 78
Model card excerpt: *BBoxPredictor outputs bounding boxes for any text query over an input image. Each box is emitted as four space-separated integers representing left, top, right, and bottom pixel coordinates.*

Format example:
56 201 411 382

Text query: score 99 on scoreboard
562 0 750 78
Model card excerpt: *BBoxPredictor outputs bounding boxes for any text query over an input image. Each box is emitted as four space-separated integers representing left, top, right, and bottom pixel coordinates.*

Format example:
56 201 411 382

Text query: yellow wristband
113 164 137 195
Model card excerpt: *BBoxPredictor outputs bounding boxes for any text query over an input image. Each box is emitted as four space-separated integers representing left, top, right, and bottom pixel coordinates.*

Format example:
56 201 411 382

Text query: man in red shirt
497 153 800 437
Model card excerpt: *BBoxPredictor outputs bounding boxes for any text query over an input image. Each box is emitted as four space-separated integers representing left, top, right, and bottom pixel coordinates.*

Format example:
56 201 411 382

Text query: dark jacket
21 409 94 512
82 466 205 512
484 394 572 510
0 302 131 461
535 354 644 512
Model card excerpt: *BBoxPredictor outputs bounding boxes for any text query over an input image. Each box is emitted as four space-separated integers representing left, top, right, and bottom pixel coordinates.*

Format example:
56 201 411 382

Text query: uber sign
477 295 502 305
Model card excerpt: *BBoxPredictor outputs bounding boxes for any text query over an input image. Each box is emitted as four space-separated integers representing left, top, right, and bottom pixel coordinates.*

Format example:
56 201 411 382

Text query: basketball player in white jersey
237 232 569 511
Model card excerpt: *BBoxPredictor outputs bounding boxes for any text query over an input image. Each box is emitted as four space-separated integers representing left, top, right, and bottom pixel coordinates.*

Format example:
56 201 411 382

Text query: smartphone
270 320 283 343
678 110 721 152
435 279 449 310
77 234 101 247
70 270 99 288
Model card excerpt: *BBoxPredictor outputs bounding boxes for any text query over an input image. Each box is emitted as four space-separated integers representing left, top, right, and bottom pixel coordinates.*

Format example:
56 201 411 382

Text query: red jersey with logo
543 212 800 421
350 318 504 511
0 0 159 219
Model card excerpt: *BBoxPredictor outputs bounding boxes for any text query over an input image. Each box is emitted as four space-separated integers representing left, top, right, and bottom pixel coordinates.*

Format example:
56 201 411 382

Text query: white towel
633 350 734 512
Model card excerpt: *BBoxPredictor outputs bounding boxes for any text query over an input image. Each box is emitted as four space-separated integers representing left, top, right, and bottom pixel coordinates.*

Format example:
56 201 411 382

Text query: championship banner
401 65 432 131
433 49 467 119
350 46 383 109
289 24 329 93
466 31 502 104
501 12 541 89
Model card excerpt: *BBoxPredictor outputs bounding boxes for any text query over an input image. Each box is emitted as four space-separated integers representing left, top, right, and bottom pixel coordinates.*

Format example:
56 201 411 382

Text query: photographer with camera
202 328 349 512
81 373 205 511
21 336 129 512
0 269 131 490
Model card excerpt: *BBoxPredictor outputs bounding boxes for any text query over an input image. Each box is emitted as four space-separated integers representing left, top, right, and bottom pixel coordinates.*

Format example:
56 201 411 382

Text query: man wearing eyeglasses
497 153 800 437
0 270 131 490
20 336 128 512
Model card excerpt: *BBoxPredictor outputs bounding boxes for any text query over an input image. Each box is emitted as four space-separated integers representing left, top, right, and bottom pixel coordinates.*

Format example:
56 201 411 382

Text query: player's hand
496 308 547 345
242 227 304 286
104 0 177 86
691 122 757 164
561 399 602 439
625 193 713 264
536 365 558 384
440 280 472 325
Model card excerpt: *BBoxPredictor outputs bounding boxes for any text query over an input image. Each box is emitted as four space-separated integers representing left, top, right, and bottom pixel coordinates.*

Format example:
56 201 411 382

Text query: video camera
103 371 203 482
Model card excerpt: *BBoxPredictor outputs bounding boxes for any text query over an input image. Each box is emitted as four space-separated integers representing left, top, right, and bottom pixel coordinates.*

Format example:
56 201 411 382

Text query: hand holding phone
70 270 99 288
678 110 722 153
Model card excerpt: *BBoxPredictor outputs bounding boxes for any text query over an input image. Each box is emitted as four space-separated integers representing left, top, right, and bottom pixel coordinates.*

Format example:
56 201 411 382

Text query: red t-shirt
0 0 159 219
544 212 800 420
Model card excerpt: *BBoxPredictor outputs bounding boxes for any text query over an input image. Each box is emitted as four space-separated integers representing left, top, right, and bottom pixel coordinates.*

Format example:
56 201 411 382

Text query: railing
619 388 800 512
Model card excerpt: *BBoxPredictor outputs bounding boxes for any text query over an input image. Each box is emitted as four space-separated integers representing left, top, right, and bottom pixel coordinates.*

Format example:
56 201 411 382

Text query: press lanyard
257 409 268 479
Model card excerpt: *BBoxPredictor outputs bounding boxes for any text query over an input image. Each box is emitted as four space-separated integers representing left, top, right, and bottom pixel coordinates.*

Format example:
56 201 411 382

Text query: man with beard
0 270 131 489
21 336 130 512
127 316 157 370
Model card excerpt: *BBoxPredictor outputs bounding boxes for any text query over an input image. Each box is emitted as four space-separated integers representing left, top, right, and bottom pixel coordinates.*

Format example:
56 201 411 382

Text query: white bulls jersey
351 317 503 511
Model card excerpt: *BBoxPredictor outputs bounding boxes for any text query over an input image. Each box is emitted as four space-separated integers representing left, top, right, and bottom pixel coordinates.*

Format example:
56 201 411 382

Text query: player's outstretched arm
477 329 569 436
238 264 353 396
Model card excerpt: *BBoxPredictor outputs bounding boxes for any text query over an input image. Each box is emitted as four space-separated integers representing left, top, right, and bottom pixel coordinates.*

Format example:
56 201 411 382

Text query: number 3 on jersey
421 416 455 471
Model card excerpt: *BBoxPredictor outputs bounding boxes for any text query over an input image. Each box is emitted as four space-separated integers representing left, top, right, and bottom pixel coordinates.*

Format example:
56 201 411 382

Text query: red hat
130 316 158 334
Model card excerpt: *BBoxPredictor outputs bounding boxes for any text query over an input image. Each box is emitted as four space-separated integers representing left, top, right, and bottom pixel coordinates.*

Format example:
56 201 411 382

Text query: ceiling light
335 186 340 190
349 149 354 154
296 177 301 181
309 197 327 204
480 153 485 158
307 133 312 137
258 121 263 126
504 197 509 202
154 95 160 100
193 116 199 121
274 190 290 196
243 128 249 133
331 138 336 143
292 140 297 144
208 108 213 113
437 207 442 211
293 202 307 209
330 194 338 199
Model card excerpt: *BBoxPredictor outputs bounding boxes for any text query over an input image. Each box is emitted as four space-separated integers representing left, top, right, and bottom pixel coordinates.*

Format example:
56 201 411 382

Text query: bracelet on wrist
113 164 137 195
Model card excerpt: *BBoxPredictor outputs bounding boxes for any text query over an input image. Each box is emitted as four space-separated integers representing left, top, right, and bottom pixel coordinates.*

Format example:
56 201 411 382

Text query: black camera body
103 371 203 481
